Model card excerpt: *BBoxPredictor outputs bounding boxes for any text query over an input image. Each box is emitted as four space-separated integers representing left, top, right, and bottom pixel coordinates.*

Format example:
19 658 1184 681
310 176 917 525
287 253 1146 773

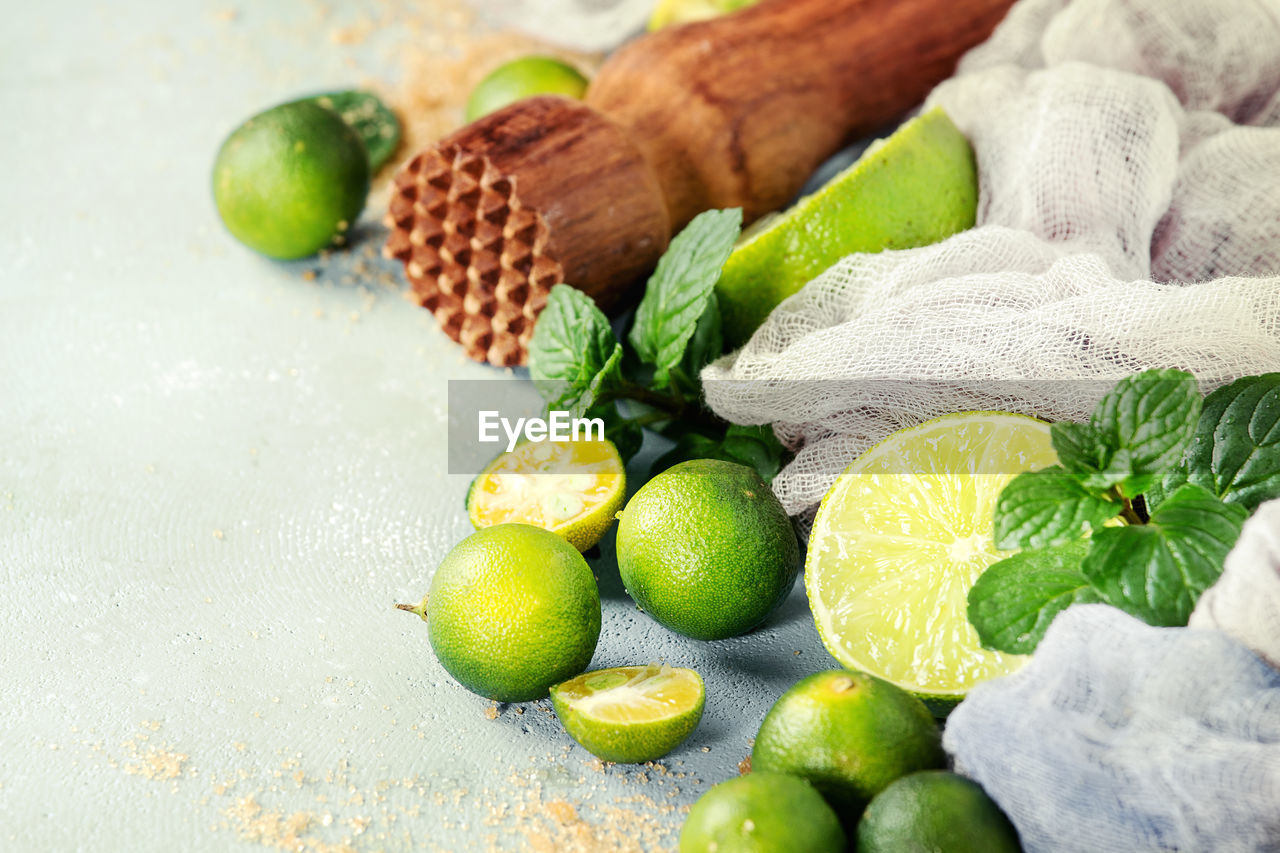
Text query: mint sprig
629 208 742 386
525 209 784 482
969 369 1280 654
1082 484 1246 626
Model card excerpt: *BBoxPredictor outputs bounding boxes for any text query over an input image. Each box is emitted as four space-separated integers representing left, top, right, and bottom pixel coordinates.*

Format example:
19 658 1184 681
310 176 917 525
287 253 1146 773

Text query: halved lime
716 107 977 346
467 438 625 552
550 665 704 763
806 412 1058 712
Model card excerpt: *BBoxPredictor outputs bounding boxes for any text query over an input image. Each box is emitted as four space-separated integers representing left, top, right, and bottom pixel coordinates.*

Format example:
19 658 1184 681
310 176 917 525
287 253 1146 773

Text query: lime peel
715 107 977 346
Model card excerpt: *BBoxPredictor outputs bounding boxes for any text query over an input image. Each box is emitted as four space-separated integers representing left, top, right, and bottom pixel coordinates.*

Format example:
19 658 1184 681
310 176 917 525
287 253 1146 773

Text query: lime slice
551 665 705 763
806 412 1058 712
648 0 760 30
716 107 977 346
467 438 625 552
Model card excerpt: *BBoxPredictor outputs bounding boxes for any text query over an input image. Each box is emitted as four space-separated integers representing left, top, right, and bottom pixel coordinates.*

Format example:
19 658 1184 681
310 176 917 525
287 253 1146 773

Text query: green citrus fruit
213 100 370 260
715 107 977 346
615 459 799 640
466 438 625 552
806 412 1057 713
751 670 944 821
648 0 761 30
858 771 1023 853
465 56 589 122
550 664 704 763
400 523 600 702
299 90 401 172
680 772 846 853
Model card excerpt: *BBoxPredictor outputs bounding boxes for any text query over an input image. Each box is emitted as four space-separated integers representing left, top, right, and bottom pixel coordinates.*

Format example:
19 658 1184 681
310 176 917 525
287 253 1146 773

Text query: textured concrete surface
0 1 833 850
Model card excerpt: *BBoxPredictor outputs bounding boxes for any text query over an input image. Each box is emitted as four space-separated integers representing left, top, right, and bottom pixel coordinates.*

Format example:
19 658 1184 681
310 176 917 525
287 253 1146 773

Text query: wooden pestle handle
386 0 1014 365
588 0 1016 229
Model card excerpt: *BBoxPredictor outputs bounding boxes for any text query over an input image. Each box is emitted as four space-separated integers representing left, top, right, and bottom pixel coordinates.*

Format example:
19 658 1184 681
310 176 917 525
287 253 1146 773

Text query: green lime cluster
681 668 1022 852
399 454 799 765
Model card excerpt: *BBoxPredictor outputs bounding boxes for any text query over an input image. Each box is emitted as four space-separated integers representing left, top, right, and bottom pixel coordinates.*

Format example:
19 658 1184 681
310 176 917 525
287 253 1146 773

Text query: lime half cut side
805 412 1057 712
467 438 625 552
550 665 705 763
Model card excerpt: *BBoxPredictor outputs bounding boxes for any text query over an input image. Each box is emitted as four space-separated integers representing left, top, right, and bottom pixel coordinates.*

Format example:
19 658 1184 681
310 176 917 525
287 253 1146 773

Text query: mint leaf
1078 369 1200 497
529 285 619 409
993 467 1123 550
1050 421 1110 477
1082 483 1247 626
719 424 785 482
563 343 624 418
1169 373 1280 512
967 540 1098 654
629 208 742 380
653 423 785 483
585 400 644 462
681 293 724 380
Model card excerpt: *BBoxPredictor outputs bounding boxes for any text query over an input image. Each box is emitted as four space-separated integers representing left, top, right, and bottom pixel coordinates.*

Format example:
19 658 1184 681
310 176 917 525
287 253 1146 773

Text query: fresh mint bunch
969 370 1280 654
527 208 785 481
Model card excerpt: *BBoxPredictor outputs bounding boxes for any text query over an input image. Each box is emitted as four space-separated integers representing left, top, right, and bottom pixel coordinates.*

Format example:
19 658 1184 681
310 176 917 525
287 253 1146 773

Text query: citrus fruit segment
648 0 760 30
680 772 846 853
615 459 799 640
806 412 1058 711
751 670 943 820
213 100 369 260
857 771 1022 853
550 664 704 763
467 438 625 552
715 107 977 346
465 56 589 122
404 523 601 703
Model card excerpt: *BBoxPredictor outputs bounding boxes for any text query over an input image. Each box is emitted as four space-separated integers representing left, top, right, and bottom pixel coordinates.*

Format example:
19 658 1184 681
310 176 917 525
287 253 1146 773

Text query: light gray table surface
0 2 833 850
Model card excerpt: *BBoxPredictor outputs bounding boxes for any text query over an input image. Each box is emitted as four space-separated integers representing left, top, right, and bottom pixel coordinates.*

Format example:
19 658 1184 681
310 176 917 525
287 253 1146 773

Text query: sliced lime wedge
716 107 977 346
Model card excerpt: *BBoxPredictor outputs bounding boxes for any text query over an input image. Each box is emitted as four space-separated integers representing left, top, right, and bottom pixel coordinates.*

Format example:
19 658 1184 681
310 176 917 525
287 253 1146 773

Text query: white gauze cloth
943 499 1280 852
702 0 1280 522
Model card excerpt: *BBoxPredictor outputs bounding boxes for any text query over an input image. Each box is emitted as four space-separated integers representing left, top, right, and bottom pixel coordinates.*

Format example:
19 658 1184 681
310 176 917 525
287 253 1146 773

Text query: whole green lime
465 56 590 122
858 771 1023 853
401 523 601 702
680 772 846 853
213 100 369 259
752 670 945 820
615 459 799 640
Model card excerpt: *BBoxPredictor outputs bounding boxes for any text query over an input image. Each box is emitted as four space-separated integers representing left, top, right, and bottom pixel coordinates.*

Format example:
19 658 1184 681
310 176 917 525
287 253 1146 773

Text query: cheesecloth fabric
701 0 1280 523
943 502 1280 852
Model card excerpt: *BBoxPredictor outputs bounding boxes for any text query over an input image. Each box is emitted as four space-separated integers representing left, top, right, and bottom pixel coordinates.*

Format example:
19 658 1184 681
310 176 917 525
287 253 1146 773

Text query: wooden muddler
385 0 1015 366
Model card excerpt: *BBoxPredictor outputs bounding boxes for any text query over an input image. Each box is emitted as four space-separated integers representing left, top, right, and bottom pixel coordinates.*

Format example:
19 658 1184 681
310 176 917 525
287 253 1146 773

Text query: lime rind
716 107 977 346
806 413 1056 706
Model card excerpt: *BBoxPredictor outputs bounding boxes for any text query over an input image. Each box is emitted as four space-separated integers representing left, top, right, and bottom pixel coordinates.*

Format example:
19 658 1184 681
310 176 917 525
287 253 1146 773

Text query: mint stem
613 383 722 432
